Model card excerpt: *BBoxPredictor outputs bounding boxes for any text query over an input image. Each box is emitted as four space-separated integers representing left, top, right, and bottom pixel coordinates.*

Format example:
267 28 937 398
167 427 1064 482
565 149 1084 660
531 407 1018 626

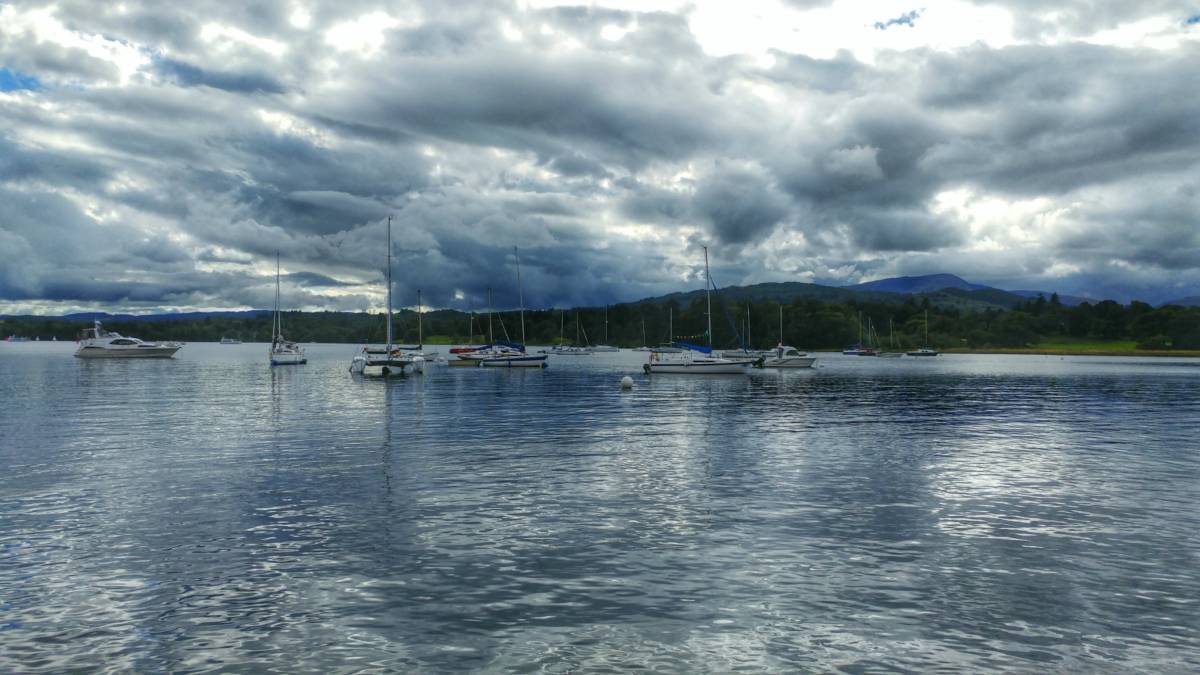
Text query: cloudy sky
1 0 1198 314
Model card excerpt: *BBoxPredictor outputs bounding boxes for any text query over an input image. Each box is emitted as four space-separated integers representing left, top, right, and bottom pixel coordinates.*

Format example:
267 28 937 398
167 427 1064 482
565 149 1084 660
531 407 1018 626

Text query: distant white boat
219 337 242 345
906 310 940 356
544 311 593 355
5 335 31 343
644 247 756 375
590 305 619 352
761 306 815 368
269 253 306 366
75 321 181 358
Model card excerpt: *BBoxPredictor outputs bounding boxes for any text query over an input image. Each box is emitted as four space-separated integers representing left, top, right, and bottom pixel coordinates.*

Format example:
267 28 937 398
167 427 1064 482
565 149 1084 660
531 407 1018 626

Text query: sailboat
878 318 903 358
644 247 758 374
652 307 682 353
591 305 619 352
479 248 548 367
762 304 815 368
269 253 306 366
350 216 423 377
720 304 772 358
907 310 940 356
547 312 593 355
632 315 652 352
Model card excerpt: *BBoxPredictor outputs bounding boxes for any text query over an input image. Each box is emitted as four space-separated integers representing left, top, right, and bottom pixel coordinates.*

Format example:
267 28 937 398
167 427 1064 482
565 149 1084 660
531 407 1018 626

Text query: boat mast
385 215 393 350
669 307 673 344
925 309 929 345
560 310 564 346
487 287 494 345
746 304 751 349
514 246 525 345
703 246 712 348
641 315 646 347
779 303 783 345
417 288 423 349
274 251 281 341
604 305 609 344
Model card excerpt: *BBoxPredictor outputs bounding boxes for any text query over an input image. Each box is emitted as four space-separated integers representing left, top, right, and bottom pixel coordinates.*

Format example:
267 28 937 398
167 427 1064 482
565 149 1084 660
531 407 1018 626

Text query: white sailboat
762 304 815 368
350 216 423 377
269 253 307 366
546 311 592 355
878 318 903 358
644 247 757 374
632 315 653 352
907 310 940 356
479 247 548 368
652 307 682 353
591 305 619 352
455 288 525 364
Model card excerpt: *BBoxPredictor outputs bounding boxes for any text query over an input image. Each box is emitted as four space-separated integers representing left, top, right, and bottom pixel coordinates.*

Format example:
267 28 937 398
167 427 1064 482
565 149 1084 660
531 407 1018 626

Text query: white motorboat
644 247 756 375
762 345 816 368
75 321 182 358
219 336 242 345
269 253 307 366
478 248 547 368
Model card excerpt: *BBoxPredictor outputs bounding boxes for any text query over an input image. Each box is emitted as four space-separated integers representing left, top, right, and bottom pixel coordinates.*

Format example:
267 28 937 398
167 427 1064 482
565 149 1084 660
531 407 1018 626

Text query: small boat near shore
75 321 182 358
269 253 306 366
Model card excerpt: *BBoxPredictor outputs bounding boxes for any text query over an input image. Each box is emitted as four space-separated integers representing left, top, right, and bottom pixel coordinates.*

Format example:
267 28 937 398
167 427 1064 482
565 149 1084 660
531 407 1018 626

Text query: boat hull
480 355 548 368
75 346 180 358
270 352 307 366
762 357 816 368
643 359 755 374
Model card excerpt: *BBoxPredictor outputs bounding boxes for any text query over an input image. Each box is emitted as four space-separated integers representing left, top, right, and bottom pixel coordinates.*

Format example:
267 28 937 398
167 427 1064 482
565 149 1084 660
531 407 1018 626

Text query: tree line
3 292 1199 350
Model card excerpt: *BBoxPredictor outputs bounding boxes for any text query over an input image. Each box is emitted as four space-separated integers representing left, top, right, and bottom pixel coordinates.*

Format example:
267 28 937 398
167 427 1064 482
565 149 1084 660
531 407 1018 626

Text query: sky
1 0 1198 314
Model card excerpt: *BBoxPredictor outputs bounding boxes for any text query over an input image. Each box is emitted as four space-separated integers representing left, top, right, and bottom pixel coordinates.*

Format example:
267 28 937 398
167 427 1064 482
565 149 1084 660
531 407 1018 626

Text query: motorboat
762 345 816 368
75 321 182 358
269 253 306 366
761 307 816 368
219 337 242 345
644 247 757 375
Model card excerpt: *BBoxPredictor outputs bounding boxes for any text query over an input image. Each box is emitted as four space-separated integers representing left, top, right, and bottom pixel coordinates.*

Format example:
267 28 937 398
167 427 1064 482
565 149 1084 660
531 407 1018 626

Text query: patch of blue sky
1185 14 1200 25
875 9 923 31
0 68 41 92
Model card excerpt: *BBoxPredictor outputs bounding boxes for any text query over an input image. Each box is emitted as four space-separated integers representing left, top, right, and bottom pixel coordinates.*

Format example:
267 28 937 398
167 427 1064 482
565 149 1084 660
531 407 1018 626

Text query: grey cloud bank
1 0 1198 314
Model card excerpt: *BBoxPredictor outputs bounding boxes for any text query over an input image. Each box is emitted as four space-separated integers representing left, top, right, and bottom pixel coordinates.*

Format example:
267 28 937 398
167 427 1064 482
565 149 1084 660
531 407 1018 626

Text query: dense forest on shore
4 292 1200 351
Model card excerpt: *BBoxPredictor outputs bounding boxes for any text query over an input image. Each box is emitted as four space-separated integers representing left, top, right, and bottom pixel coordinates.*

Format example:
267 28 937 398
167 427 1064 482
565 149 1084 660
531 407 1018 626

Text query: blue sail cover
496 340 526 352
674 341 712 354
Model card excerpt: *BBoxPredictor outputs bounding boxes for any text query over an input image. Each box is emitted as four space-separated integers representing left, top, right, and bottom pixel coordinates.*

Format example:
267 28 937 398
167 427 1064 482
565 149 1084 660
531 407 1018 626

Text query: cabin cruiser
644 343 759 374
762 345 816 368
75 321 182 358
350 346 424 376
219 337 242 345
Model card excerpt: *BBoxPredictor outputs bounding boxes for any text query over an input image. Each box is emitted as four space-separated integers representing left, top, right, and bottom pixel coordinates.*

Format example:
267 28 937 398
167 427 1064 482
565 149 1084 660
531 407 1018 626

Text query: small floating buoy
621 375 634 390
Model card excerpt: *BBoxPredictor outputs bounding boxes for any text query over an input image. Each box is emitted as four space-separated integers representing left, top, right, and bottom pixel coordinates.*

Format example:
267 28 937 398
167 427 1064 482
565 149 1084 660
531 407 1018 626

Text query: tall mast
669 307 673 344
746 304 751 349
514 247 525 345
604 305 609 344
417 288 423 348
925 309 929 345
468 303 474 345
560 310 564 346
487 287 494 345
385 215 393 350
779 303 783 345
641 316 646 347
703 246 712 348
274 251 281 340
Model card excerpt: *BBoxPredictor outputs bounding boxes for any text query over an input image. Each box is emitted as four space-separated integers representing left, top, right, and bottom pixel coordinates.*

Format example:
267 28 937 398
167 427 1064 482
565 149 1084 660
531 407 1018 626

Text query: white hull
270 351 307 365
762 357 816 368
644 358 755 374
75 345 181 358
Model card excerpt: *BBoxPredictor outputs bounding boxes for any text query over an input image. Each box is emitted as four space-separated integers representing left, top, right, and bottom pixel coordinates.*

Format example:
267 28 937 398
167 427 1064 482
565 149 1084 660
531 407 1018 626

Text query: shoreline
940 348 1200 358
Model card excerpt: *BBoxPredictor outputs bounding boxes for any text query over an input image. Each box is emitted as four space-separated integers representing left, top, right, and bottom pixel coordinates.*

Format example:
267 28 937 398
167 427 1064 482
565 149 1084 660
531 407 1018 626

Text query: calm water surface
2 342 1199 671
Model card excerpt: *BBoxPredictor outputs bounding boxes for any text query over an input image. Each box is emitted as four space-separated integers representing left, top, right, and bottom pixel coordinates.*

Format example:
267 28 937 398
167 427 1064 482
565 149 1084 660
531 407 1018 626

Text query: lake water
2 342 1199 671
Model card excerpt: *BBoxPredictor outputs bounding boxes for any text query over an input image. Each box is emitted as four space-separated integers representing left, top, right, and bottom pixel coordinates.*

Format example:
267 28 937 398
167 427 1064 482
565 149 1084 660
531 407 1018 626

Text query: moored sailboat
269 253 307 366
478 247 547 368
350 216 423 377
644 247 757 374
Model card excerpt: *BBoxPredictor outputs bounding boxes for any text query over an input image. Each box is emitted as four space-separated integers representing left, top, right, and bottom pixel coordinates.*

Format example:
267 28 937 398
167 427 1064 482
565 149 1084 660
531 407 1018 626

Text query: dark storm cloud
1 0 1198 312
153 57 286 94
694 165 790 245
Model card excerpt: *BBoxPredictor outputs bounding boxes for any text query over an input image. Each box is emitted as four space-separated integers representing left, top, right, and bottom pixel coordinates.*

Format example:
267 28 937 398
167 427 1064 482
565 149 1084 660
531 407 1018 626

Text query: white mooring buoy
620 375 634 390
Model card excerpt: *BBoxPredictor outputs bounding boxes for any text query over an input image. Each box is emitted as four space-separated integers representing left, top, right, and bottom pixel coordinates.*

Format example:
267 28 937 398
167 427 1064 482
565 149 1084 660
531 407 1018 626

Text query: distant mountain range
3 275 1193 321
